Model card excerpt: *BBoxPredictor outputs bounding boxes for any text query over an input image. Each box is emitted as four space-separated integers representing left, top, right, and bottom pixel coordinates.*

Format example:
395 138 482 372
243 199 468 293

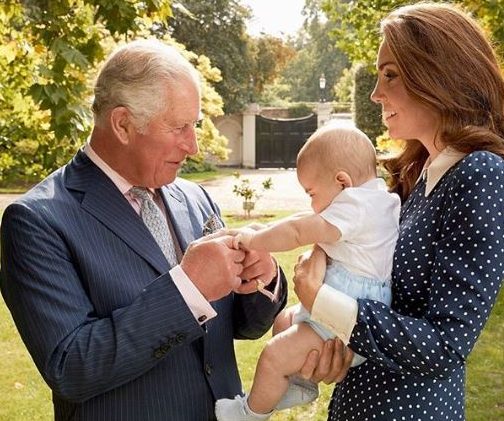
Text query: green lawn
178 167 236 183
0 210 502 420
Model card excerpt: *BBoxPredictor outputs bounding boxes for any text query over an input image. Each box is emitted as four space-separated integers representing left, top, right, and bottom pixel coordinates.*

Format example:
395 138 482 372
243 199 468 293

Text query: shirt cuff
169 265 217 325
310 284 358 345
263 256 281 301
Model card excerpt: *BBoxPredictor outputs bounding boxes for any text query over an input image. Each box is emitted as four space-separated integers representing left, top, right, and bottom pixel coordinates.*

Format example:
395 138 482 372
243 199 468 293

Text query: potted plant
232 172 273 218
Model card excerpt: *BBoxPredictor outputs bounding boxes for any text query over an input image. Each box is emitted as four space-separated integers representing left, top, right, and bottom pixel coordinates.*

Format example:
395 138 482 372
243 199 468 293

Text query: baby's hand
224 227 257 250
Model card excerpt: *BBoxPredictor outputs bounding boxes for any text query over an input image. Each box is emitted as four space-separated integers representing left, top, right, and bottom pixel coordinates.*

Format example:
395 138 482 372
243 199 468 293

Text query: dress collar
418 147 467 196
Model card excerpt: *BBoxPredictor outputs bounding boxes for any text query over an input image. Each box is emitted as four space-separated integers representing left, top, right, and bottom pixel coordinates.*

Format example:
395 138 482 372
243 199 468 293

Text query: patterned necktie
129 187 178 267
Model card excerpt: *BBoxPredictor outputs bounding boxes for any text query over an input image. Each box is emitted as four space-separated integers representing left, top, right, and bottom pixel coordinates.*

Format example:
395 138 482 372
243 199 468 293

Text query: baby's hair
297 123 377 185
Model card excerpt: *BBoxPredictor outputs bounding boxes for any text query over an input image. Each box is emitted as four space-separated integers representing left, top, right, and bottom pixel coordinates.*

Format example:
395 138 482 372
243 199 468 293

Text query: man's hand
299 339 354 384
180 235 245 301
293 245 326 312
234 250 277 295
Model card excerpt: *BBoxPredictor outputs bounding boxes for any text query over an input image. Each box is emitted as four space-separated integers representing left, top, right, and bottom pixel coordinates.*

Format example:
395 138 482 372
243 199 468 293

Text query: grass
178 167 236 183
0 297 52 420
0 209 502 420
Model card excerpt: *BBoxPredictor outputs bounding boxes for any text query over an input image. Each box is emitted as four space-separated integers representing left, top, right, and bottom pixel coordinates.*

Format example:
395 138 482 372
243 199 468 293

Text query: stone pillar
317 102 333 128
242 103 260 168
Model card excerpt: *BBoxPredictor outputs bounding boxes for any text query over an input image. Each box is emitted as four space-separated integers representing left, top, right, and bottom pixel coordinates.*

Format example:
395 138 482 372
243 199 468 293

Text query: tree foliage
0 0 229 184
168 0 254 113
278 0 348 102
353 64 384 145
168 1 295 113
249 35 295 97
323 0 504 65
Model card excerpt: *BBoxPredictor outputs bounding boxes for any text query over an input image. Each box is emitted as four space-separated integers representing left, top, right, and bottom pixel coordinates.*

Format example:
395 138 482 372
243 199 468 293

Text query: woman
293 3 504 420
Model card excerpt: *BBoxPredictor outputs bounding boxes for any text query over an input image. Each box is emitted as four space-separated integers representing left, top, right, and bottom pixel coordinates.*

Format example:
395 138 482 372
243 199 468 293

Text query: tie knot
130 186 152 202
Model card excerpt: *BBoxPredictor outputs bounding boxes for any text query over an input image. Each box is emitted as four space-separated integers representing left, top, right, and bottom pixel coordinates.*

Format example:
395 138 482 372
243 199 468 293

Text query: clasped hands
180 224 275 302
181 226 353 385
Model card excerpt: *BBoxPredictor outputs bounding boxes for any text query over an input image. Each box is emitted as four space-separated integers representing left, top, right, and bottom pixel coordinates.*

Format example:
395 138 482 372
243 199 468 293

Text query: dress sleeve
349 153 504 379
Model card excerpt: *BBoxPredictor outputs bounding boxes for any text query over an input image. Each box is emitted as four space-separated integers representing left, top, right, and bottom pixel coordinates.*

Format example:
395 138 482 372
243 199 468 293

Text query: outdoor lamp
319 73 326 102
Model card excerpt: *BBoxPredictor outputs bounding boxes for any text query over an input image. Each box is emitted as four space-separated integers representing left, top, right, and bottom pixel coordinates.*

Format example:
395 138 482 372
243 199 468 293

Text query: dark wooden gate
255 114 318 168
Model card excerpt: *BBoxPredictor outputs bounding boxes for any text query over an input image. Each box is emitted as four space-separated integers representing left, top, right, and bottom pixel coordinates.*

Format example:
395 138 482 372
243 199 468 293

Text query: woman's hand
293 245 326 312
299 339 354 384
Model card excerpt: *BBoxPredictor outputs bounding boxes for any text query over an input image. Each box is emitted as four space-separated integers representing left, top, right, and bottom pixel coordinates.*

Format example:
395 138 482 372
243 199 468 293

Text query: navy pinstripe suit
0 150 287 421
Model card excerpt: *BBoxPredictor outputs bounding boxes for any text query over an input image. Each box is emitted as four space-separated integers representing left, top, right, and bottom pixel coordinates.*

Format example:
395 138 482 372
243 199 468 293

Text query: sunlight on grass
0 296 52 420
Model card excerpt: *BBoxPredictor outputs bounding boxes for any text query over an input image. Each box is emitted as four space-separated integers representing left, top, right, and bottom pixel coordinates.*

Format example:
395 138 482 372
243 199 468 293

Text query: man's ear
110 107 135 145
334 171 353 189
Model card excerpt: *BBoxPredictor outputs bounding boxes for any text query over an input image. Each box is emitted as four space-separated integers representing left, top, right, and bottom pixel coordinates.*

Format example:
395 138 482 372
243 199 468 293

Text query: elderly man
1 39 287 421
1 39 348 421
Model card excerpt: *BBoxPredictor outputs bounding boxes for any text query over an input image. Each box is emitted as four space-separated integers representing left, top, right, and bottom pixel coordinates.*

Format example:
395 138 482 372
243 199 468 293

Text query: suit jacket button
176 333 186 343
205 363 212 376
161 343 171 353
153 349 164 359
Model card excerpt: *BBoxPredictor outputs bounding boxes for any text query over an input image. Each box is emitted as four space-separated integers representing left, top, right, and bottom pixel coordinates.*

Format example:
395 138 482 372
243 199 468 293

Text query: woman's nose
370 81 383 104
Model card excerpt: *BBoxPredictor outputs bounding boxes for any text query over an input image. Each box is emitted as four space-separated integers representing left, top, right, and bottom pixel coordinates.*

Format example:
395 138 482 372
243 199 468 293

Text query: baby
216 123 400 420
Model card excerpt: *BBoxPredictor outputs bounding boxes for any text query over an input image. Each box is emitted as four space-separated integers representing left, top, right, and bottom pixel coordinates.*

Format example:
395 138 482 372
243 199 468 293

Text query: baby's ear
334 171 353 188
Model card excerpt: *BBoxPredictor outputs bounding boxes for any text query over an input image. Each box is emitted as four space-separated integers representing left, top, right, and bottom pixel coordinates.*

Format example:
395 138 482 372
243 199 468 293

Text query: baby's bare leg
272 305 298 335
247 322 324 414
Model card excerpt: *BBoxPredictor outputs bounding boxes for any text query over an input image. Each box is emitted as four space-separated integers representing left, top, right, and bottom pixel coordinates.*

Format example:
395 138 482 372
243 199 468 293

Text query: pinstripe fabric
0 150 287 421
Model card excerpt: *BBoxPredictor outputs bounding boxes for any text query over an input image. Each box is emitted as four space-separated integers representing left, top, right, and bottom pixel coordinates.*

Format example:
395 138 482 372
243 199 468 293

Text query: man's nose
179 128 199 155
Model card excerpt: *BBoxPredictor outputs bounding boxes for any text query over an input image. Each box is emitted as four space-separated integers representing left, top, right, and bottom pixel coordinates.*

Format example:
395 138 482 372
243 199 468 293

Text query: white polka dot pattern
328 151 504 420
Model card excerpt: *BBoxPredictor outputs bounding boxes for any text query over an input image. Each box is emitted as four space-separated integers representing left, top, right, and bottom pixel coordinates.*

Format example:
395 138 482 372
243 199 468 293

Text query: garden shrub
352 63 384 145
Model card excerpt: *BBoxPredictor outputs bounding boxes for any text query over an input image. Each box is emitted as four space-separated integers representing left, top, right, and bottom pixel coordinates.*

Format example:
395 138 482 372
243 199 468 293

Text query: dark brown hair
379 2 504 201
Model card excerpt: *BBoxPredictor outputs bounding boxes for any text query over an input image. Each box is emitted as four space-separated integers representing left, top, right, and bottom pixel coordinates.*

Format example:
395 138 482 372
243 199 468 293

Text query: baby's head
296 123 377 213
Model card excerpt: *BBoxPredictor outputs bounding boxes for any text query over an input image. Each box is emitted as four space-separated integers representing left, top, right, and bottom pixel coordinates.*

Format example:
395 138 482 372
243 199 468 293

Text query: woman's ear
334 171 353 189
110 107 135 145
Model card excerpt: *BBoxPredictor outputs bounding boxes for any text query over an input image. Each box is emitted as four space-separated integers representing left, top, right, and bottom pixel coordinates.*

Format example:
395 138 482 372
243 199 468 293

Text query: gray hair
92 39 200 132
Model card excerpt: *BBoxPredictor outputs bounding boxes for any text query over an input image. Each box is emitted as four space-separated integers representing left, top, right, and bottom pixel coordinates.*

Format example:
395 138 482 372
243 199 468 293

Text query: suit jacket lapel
64 151 169 274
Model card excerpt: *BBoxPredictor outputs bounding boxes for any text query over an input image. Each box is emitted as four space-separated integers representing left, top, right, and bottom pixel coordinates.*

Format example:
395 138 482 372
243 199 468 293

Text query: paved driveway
200 168 310 212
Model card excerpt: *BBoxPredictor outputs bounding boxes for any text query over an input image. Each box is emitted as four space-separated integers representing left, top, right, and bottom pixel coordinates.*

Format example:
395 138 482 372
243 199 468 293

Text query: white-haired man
1 39 348 421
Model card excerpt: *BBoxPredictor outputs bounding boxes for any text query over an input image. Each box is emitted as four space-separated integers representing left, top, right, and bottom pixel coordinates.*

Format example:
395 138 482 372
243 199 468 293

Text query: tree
168 0 254 113
323 0 504 65
249 35 295 97
278 0 348 102
0 0 229 183
169 1 295 112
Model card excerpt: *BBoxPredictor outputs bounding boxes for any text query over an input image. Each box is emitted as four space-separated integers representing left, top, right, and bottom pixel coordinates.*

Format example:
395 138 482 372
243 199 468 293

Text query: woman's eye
384 71 397 81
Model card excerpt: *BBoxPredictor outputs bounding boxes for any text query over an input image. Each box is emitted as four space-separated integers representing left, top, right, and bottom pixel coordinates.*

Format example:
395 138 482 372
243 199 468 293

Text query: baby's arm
230 213 341 252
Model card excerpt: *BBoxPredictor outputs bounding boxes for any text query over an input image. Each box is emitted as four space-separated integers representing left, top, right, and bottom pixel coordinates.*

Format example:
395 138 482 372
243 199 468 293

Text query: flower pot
243 201 255 211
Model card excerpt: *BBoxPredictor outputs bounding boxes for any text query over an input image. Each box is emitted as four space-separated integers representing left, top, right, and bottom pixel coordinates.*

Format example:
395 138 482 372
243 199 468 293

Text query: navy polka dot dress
328 151 504 421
